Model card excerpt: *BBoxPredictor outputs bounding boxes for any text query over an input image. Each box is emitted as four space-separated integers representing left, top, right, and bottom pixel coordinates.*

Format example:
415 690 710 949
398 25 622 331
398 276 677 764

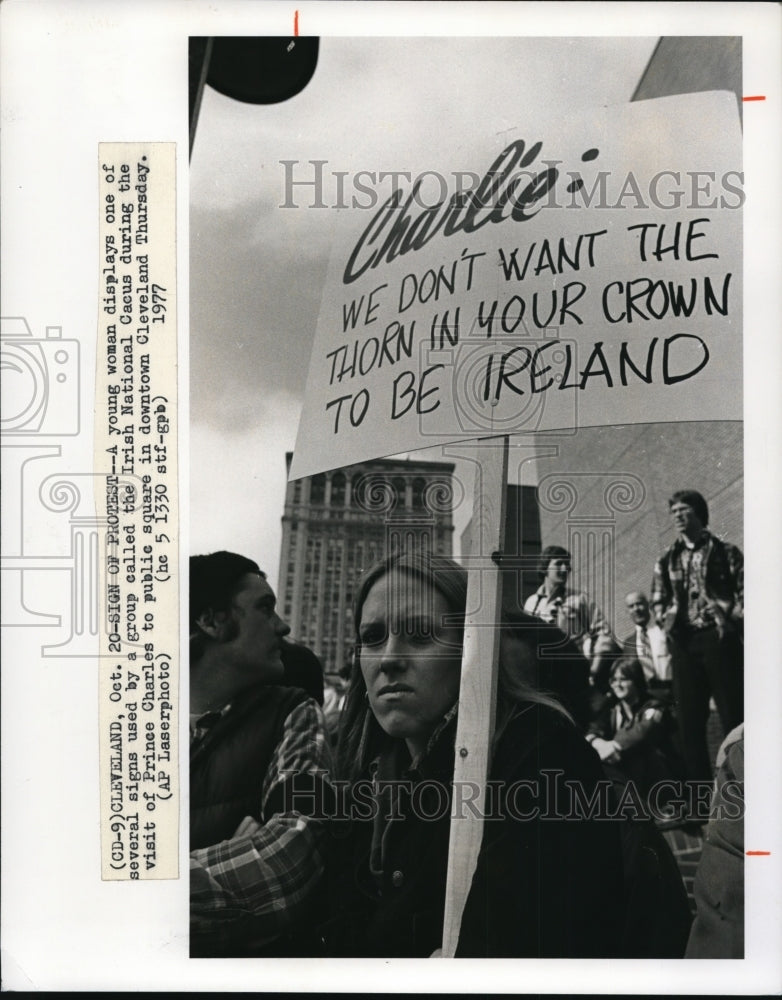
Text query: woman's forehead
361 570 448 618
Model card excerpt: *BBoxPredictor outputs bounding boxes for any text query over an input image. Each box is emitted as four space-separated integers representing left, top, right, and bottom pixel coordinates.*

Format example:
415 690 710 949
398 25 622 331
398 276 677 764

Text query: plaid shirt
190 698 333 953
651 530 743 633
523 585 606 656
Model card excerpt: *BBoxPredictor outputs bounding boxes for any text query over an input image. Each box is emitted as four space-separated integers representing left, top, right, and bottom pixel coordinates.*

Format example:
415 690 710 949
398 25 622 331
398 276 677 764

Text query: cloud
189 35 661 576
190 202 329 431
189 390 302 590
190 37 661 440
191 37 659 213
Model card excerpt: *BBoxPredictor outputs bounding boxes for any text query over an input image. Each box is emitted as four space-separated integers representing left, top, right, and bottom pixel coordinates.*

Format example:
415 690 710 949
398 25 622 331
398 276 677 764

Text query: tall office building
278 453 455 676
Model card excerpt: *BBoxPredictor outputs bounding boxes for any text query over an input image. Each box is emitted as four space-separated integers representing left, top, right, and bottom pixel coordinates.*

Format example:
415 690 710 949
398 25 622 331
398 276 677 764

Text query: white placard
291 91 741 480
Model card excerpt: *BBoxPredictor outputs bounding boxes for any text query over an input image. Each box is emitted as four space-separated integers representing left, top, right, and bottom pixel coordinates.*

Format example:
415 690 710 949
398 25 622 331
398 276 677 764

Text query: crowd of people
189 488 744 958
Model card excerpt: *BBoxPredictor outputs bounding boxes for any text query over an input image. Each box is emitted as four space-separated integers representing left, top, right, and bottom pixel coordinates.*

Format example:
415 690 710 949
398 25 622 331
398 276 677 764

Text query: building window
331 471 346 506
310 474 325 505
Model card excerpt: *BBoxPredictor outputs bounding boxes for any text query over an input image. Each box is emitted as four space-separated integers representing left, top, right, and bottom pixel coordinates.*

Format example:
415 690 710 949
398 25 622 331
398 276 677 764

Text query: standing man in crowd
524 544 608 675
651 490 744 792
622 590 673 701
189 551 333 957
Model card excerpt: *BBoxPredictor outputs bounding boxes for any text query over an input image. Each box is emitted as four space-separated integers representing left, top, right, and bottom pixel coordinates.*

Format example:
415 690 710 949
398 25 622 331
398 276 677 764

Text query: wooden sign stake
441 435 509 957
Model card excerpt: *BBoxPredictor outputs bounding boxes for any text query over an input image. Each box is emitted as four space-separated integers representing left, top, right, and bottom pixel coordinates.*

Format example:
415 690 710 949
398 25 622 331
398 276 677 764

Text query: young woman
323 551 626 958
587 657 684 806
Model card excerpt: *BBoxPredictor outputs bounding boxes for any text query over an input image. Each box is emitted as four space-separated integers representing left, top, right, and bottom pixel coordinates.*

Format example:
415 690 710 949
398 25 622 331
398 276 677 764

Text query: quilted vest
190 683 310 850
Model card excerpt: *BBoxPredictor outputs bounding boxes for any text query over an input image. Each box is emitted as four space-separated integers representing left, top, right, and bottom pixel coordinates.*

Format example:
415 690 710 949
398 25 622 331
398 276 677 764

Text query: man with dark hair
189 551 333 957
523 544 607 667
651 490 743 791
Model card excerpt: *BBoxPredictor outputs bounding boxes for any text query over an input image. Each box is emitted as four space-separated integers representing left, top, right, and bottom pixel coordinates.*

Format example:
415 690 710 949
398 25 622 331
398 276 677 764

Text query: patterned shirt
190 698 333 953
523 586 606 656
651 530 743 633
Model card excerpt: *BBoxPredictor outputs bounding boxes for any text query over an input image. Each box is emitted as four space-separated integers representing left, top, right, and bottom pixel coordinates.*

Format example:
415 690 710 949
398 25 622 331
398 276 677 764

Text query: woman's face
610 670 640 705
358 570 463 759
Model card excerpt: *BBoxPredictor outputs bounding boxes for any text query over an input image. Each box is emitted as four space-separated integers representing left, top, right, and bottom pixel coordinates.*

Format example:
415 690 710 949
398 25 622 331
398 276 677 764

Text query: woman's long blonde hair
337 550 582 782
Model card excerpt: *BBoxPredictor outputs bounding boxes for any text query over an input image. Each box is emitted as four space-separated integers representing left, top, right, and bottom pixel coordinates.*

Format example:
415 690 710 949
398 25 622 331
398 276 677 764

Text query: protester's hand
707 599 732 638
592 737 621 763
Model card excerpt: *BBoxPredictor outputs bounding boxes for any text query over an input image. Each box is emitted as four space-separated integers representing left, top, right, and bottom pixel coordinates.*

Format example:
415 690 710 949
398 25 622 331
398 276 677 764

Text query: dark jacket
324 702 627 958
589 694 678 754
588 694 684 801
588 695 681 764
686 725 744 958
190 683 311 850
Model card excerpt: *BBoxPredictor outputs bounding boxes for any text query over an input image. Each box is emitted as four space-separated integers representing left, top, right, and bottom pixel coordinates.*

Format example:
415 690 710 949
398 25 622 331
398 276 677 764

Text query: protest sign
289 87 743 954
290 90 742 481
7 4 781 988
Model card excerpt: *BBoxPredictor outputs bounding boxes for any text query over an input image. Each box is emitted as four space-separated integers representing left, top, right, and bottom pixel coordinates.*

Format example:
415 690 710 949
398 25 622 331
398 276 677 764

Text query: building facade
530 421 742 640
279 454 455 677
459 422 741 639
460 484 543 614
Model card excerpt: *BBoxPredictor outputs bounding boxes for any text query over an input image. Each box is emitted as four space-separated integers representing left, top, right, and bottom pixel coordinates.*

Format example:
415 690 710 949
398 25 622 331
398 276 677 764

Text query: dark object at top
206 36 319 105
189 36 320 156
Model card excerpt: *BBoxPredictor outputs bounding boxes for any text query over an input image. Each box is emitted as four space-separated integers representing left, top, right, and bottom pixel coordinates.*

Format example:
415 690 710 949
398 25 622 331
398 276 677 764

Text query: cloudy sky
189 35 658 589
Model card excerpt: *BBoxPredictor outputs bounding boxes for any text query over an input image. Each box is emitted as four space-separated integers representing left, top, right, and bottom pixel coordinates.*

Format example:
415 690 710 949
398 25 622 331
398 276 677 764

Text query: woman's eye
359 627 386 647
